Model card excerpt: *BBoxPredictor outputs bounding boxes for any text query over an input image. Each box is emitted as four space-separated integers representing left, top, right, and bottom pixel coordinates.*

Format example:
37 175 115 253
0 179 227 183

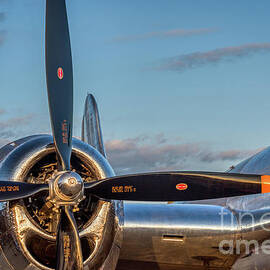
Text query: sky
0 0 270 174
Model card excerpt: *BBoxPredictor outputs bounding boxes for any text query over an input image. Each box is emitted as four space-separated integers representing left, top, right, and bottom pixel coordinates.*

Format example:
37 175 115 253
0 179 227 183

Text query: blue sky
0 0 270 173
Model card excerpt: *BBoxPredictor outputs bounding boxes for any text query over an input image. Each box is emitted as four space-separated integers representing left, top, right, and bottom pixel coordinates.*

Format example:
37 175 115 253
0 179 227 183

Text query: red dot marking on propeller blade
57 67 64 80
176 183 188 191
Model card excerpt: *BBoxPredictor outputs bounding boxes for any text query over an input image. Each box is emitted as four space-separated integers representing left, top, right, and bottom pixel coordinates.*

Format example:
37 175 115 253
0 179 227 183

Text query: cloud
199 149 256 163
112 28 217 42
0 114 34 143
105 135 259 174
155 43 270 72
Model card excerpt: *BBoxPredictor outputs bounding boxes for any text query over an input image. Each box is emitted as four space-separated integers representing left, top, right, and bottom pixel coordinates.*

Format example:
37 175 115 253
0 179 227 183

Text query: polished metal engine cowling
0 135 123 270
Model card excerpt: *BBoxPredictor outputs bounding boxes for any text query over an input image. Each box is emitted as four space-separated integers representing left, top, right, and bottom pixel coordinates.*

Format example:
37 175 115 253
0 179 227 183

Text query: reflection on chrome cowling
0 135 123 270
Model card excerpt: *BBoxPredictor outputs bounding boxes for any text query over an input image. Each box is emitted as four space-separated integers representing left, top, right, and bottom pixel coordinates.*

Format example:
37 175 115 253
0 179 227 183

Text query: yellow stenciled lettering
125 186 134 192
112 186 124 193
112 185 137 193
63 235 71 262
0 186 6 192
5 186 20 192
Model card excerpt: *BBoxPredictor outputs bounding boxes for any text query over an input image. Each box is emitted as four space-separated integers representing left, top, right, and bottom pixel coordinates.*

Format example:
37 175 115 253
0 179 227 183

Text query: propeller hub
48 171 85 207
56 172 83 199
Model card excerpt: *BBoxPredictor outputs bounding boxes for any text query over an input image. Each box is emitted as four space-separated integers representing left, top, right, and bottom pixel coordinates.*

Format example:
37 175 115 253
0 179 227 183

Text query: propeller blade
0 181 48 202
45 0 73 171
56 206 83 270
82 94 106 157
84 172 263 201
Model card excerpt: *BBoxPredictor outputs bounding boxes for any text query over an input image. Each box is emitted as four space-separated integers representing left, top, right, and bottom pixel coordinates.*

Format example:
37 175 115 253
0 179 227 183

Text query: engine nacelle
0 135 123 270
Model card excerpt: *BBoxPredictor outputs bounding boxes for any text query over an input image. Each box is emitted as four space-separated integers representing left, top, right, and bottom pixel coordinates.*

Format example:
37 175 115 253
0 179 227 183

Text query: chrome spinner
48 171 85 208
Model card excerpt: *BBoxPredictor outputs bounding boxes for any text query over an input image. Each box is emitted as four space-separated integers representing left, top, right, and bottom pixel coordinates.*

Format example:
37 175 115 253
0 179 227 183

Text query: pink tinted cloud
156 43 270 72
105 135 260 174
112 28 216 42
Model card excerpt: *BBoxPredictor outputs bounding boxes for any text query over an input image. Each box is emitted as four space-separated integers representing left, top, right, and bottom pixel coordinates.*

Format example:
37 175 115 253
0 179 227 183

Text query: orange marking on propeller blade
57 67 64 80
261 175 270 193
176 183 188 191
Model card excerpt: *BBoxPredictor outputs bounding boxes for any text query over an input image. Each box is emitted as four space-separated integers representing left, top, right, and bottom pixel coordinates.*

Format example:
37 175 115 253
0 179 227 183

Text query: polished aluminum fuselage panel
119 202 239 269
229 146 270 174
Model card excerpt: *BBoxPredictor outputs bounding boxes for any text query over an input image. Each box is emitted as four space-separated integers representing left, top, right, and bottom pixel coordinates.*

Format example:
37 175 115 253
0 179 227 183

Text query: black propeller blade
56 206 83 270
45 0 73 171
85 172 263 201
0 172 264 202
45 1 83 269
0 181 48 202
